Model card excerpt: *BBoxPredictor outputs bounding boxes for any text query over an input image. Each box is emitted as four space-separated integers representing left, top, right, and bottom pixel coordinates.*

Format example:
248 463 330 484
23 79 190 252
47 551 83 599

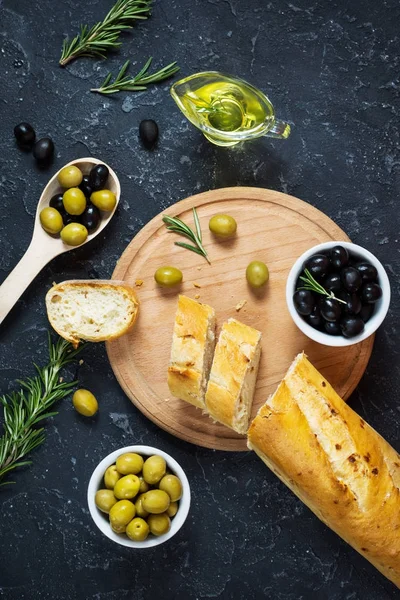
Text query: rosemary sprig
195 98 228 115
0 336 82 486
91 57 180 95
162 208 210 264
298 268 346 304
59 0 152 66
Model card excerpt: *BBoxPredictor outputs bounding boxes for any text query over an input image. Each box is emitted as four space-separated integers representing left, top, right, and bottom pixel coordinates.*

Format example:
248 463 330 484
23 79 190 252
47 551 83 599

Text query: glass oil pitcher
170 71 291 147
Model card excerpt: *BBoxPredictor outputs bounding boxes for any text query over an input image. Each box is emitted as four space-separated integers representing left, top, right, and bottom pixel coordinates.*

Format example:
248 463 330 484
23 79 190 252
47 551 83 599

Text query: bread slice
247 353 400 589
45 280 139 347
205 318 262 434
167 295 216 409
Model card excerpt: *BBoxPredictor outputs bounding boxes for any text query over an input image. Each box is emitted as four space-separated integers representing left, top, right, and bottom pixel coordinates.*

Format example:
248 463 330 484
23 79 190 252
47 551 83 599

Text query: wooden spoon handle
0 242 52 326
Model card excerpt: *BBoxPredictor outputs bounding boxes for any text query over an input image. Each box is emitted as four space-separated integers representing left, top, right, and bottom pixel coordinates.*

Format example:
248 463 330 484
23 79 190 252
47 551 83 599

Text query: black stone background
0 0 399 599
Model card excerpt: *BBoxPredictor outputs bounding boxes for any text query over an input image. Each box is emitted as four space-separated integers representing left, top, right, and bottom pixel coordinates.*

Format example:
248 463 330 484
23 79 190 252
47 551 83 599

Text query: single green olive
246 260 269 288
90 189 116 212
95 489 117 514
63 187 86 215
158 474 183 502
109 499 135 532
126 517 150 542
147 512 171 536
134 494 149 519
113 474 141 500
138 476 149 494
142 455 167 485
209 213 237 237
72 389 98 417
166 501 178 518
58 165 83 188
40 207 63 234
104 465 121 489
154 266 183 287
116 453 144 475
60 222 88 246
142 489 170 514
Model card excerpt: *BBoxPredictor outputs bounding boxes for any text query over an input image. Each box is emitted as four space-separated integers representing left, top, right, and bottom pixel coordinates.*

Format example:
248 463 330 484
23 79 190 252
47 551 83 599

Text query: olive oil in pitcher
171 72 291 146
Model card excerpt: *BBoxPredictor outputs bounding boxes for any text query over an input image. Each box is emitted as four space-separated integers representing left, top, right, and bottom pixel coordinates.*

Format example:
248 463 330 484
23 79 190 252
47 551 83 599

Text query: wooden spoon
0 157 120 326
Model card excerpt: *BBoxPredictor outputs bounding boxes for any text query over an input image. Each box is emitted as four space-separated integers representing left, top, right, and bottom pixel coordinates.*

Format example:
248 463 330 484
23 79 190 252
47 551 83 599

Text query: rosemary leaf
162 208 210 263
91 57 180 95
60 0 152 66
193 207 202 243
0 336 82 486
297 268 346 304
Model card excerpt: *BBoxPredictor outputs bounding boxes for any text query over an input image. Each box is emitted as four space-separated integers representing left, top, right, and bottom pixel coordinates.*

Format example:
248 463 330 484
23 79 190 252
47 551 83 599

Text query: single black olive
340 316 365 338
49 193 65 212
356 262 378 283
33 137 54 163
89 164 109 191
139 119 159 149
308 305 323 329
359 303 374 323
293 289 315 316
304 254 330 278
340 266 362 293
361 282 382 304
338 291 362 315
81 203 101 233
324 273 342 294
62 212 80 226
14 122 36 147
330 245 349 270
320 297 342 322
79 175 94 198
324 321 341 335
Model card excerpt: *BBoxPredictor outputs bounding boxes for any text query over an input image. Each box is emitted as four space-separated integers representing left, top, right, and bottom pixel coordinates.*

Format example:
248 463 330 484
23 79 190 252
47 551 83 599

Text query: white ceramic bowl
286 241 391 347
87 445 191 548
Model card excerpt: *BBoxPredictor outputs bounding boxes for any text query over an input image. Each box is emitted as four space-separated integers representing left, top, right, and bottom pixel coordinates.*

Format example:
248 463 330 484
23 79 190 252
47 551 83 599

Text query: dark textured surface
0 0 399 598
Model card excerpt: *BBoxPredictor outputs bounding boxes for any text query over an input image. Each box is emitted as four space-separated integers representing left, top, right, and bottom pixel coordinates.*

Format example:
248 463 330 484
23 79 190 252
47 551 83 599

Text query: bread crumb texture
46 282 138 345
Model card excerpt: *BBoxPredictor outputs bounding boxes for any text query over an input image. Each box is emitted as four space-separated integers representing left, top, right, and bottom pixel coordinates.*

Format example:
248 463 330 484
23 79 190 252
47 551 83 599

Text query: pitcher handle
265 120 291 139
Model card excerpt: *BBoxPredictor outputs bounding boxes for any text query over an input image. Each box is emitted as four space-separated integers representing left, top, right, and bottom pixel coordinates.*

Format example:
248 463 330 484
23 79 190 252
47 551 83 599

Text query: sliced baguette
205 318 262 434
167 295 216 409
247 353 400 588
45 280 139 348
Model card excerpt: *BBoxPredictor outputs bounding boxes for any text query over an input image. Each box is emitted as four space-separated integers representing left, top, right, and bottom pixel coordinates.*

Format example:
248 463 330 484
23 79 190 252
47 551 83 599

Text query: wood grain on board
106 188 374 451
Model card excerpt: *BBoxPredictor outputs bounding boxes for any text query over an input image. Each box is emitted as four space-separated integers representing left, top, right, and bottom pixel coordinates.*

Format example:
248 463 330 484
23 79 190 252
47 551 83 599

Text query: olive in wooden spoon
0 158 120 326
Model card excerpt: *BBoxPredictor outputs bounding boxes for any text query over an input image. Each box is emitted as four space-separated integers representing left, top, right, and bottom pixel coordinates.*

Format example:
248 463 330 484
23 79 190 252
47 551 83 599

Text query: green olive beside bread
154 266 183 287
95 451 183 542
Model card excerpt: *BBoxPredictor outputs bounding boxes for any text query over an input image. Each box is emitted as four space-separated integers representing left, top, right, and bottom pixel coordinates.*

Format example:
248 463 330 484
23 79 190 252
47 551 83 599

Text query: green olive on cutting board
154 266 183 287
209 213 237 237
246 261 269 288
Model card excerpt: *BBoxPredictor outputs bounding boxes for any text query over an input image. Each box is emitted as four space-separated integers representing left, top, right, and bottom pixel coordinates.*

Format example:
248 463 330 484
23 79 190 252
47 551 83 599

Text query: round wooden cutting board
106 187 374 451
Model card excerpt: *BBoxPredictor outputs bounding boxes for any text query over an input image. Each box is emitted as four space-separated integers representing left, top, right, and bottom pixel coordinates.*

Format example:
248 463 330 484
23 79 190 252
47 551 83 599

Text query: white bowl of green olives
87 445 191 548
286 241 391 347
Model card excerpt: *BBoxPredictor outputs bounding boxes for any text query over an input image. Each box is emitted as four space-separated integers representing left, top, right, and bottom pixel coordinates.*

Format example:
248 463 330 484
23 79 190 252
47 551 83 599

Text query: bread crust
247 353 400 588
205 319 262 434
167 295 216 409
45 280 139 347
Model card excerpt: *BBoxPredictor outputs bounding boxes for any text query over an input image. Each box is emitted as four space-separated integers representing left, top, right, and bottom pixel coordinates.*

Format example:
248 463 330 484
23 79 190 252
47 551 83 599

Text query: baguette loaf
205 318 262 434
46 280 139 348
167 295 216 409
247 353 400 588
